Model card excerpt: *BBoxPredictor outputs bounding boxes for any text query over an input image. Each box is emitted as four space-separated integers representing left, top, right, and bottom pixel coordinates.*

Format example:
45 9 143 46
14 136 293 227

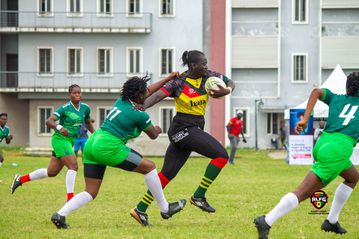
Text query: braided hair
68 84 81 93
346 72 359 96
121 76 151 102
181 50 205 67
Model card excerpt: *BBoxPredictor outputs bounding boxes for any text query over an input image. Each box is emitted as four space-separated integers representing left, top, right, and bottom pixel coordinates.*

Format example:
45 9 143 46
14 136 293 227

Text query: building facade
0 0 215 154
230 0 359 149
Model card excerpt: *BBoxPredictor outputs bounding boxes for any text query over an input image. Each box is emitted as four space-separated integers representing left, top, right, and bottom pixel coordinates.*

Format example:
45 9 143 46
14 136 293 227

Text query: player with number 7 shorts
254 72 359 239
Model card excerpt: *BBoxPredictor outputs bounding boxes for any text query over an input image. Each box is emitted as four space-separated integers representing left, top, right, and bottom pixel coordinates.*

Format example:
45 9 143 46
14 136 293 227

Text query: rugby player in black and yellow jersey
131 50 235 225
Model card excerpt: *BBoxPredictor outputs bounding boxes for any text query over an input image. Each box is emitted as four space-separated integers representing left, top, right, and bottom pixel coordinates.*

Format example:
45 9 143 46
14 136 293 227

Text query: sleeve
137 111 153 132
320 88 334 105
5 128 10 138
207 70 230 85
160 78 182 98
84 105 91 121
52 106 65 120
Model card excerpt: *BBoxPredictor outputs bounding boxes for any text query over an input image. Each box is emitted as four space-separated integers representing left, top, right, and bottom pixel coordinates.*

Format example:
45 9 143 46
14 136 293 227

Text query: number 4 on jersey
339 104 358 125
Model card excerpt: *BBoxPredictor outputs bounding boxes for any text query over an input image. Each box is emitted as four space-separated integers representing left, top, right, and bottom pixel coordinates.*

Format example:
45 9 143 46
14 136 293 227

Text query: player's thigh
47 155 64 176
161 143 192 180
185 127 228 159
114 148 145 172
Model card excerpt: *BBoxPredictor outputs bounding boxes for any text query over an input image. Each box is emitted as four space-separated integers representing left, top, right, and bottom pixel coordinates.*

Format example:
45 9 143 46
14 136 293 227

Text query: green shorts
83 129 136 167
51 133 75 158
312 132 355 187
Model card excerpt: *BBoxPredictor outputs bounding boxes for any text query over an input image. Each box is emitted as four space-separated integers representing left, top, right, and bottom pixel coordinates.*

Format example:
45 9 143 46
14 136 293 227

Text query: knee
142 160 156 174
346 174 359 187
86 190 98 199
68 161 78 171
47 170 59 177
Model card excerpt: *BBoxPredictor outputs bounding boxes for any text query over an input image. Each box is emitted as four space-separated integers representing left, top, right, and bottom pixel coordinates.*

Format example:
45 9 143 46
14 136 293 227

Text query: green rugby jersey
0 126 10 143
321 88 359 141
53 102 91 138
101 98 152 144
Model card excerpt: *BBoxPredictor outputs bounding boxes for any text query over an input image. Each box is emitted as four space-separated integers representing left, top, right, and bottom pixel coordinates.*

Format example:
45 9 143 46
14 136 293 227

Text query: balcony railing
232 20 279 36
0 11 152 33
0 71 152 92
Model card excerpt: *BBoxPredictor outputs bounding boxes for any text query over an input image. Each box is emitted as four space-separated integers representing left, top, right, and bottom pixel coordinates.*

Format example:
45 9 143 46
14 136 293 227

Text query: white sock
29 168 48 181
66 169 77 194
327 183 353 224
58 191 93 216
144 169 169 213
265 192 299 226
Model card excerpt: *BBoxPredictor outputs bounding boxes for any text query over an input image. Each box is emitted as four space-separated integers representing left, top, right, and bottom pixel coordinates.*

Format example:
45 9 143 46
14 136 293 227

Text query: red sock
20 174 31 184
67 193 74 202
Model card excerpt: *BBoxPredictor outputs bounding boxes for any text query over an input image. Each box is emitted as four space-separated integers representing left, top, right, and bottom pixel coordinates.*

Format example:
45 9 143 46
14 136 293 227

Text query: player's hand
60 128 69 136
8 135 13 140
243 138 247 143
165 72 180 81
133 104 145 111
209 85 230 98
295 120 307 134
154 126 162 134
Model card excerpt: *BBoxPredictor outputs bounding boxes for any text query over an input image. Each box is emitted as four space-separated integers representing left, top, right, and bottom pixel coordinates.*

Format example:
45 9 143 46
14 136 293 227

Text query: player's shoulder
61 102 71 109
80 102 91 110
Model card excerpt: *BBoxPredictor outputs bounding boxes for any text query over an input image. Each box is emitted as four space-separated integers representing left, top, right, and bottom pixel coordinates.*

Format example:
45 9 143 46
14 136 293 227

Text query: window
98 107 111 126
38 107 52 135
98 0 112 15
234 108 248 135
160 0 174 16
160 48 174 76
39 0 52 15
68 48 82 76
267 113 284 134
160 107 174 134
292 0 307 23
127 48 142 75
128 0 141 15
292 54 307 82
68 0 82 15
97 48 112 75
38 48 52 75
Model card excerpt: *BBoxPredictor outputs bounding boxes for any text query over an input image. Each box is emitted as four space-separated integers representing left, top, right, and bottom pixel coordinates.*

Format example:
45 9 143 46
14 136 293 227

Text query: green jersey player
11 85 94 202
50 73 186 229
255 72 359 238
0 113 13 166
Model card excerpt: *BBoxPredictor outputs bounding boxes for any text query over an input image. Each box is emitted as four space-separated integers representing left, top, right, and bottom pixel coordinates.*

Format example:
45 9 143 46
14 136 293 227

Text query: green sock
193 163 223 198
136 190 154 212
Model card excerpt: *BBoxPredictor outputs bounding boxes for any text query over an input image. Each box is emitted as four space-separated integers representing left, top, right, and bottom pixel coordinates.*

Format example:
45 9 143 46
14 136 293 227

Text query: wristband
56 124 63 131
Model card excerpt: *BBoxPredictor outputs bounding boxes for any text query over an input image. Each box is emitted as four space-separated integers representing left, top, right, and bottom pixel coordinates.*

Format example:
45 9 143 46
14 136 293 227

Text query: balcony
0 11 152 33
232 20 278 36
322 0 359 8
0 71 152 92
232 0 279 8
322 21 359 36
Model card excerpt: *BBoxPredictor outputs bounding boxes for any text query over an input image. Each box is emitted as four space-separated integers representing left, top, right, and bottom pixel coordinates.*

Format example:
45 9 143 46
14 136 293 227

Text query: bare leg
293 171 324 202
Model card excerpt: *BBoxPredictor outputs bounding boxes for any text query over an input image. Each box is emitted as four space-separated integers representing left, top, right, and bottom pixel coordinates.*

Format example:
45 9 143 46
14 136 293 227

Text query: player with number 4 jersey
50 73 186 229
254 72 359 239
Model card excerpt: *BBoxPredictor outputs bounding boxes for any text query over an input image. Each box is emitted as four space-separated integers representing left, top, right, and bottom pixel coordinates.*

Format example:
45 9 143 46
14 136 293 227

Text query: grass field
0 148 358 239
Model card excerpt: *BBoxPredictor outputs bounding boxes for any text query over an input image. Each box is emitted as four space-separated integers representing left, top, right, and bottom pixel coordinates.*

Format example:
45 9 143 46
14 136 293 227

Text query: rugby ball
205 76 226 92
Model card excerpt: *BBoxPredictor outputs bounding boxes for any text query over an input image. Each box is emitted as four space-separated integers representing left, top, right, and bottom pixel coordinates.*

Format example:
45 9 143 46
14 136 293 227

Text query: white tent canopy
285 64 347 119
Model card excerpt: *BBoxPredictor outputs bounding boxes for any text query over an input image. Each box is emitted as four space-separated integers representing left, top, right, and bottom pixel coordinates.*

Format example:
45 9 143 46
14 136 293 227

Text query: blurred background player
0 113 13 183
51 73 185 229
226 110 247 165
254 72 359 239
132 50 235 226
0 113 13 167
11 85 94 202
74 119 95 159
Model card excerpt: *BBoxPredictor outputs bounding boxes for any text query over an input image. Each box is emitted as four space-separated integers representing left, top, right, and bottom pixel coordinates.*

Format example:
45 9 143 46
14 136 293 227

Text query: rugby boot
160 199 186 219
254 215 271 239
130 208 150 226
190 196 216 213
321 219 347 234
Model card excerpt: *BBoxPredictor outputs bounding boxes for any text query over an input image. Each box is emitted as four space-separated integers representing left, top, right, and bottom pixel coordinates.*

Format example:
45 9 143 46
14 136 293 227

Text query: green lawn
0 148 358 239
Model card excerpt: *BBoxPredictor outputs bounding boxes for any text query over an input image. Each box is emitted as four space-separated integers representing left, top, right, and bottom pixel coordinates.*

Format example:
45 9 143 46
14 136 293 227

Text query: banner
288 109 314 165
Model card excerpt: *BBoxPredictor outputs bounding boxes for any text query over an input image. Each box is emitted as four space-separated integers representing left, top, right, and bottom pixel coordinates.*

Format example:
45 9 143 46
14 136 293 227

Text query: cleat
51 213 70 229
254 215 271 239
130 208 149 226
190 196 216 213
161 199 186 219
321 219 347 234
11 174 22 194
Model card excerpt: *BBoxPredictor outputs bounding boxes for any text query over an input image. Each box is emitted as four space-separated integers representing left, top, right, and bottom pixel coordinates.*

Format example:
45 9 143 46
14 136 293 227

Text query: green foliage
0 149 358 238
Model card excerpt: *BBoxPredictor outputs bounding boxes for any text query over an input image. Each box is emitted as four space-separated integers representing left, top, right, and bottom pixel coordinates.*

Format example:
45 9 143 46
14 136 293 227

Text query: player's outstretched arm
147 72 179 96
143 90 167 110
296 88 324 133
